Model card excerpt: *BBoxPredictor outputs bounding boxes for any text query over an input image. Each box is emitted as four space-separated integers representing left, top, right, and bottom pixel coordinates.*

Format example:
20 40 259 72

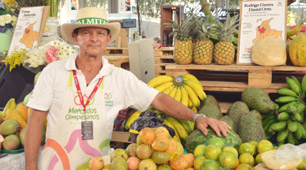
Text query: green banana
294 123 304 140
278 112 290 121
125 110 141 130
278 87 298 97
287 103 299 114
277 128 289 143
279 101 298 112
287 23 304 37
269 121 287 133
177 119 192 134
276 96 298 103
288 119 298 132
291 76 302 94
274 103 279 111
263 118 277 134
301 74 306 93
263 115 276 125
290 113 303 122
286 77 302 95
288 132 297 145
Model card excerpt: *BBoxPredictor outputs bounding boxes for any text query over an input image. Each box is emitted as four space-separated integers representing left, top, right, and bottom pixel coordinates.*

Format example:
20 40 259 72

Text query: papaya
7 109 27 129
2 98 16 121
289 34 306 66
16 103 28 121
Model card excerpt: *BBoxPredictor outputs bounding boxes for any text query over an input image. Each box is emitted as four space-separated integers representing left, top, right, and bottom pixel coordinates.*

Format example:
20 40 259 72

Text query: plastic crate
0 63 35 108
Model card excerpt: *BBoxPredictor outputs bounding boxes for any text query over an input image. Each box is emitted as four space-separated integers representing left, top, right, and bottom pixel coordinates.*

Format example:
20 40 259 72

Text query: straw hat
60 7 120 44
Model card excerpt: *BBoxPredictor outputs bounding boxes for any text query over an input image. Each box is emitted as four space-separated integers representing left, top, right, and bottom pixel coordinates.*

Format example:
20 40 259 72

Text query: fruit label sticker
237 0 287 65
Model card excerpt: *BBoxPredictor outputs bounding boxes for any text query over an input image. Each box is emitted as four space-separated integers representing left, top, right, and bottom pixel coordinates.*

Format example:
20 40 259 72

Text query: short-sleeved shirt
27 53 159 128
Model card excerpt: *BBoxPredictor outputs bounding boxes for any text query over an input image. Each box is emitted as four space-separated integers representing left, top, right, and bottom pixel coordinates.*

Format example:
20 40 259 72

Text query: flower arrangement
5 40 77 72
0 1 18 33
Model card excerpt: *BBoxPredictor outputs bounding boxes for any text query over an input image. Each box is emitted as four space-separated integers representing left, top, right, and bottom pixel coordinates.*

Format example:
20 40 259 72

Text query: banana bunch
263 75 306 145
163 116 195 143
147 74 207 108
287 23 304 40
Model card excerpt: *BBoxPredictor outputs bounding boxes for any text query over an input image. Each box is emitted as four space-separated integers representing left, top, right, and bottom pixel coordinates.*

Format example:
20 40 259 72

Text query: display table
0 153 25 170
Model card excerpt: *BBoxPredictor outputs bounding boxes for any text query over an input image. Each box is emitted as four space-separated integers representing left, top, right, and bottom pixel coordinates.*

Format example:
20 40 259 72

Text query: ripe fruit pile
263 75 306 145
147 74 206 108
0 98 46 152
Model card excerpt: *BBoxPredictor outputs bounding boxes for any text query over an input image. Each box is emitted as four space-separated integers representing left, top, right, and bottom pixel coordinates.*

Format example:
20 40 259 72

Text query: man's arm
25 109 47 170
151 92 231 136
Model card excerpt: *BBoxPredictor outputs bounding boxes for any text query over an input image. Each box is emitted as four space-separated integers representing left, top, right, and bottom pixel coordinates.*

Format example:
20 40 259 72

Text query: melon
289 34 306 66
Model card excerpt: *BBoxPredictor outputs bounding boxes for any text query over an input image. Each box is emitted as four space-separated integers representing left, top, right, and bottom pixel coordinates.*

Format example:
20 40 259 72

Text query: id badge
81 121 93 140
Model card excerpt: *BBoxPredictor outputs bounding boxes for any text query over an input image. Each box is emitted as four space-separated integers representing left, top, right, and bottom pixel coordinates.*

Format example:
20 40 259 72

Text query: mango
19 128 26 146
2 98 16 120
0 119 19 135
16 102 28 121
3 134 20 150
7 109 27 129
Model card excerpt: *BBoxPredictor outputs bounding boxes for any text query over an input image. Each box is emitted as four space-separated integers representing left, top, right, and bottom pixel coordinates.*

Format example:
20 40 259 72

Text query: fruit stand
2 0 306 170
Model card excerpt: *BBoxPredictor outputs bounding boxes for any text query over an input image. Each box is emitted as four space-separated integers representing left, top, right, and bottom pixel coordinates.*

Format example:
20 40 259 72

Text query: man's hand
196 116 232 137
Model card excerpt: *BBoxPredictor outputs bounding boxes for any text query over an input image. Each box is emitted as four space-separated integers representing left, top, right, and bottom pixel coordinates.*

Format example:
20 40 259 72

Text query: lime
257 140 273 154
204 145 222 160
207 137 225 149
222 146 238 158
239 143 255 155
200 159 220 170
239 153 254 166
194 144 207 157
194 156 206 170
218 151 238 169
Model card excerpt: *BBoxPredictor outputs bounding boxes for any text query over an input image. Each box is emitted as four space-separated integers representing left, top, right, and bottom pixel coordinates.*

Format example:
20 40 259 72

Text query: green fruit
194 144 207 157
3 134 20 150
239 143 255 155
139 159 157 170
207 137 225 149
151 151 170 164
219 151 237 169
200 159 220 170
157 164 172 170
185 129 242 153
111 157 127 170
0 119 20 136
204 145 222 160
194 156 207 170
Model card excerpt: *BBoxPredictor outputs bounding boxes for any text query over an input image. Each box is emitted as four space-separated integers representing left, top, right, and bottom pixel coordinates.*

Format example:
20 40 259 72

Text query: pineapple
165 18 194 65
193 19 214 65
213 14 239 65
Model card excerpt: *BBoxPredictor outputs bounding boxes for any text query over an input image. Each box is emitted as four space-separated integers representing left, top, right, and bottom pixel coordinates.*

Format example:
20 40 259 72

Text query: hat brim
60 22 121 44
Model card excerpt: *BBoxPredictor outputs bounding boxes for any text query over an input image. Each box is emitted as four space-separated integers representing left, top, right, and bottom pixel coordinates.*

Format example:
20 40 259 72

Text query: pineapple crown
212 14 239 42
196 19 213 41
164 13 197 41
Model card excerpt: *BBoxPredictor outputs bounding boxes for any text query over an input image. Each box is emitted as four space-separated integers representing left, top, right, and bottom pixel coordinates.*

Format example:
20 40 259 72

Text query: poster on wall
237 0 287 65
8 6 49 55
119 0 131 13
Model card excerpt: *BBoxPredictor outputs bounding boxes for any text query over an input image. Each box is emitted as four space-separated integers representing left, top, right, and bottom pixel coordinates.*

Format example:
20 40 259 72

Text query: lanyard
72 70 104 111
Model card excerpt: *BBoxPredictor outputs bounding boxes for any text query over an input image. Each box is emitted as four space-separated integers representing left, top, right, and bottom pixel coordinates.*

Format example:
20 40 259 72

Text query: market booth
2 0 306 169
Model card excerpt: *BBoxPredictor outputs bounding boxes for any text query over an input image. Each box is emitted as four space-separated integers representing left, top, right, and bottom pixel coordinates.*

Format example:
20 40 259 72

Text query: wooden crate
166 64 306 93
154 48 175 76
104 55 129 70
165 64 306 113
105 47 128 55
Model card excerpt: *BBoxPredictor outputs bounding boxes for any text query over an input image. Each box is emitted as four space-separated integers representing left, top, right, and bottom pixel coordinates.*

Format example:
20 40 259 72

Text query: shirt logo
104 92 113 107
74 93 95 106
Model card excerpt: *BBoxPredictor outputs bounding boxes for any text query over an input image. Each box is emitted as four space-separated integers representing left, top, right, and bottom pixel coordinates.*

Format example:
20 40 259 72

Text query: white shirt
27 53 159 128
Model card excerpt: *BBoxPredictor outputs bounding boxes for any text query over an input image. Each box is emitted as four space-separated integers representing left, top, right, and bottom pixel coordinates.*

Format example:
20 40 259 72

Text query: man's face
73 27 111 57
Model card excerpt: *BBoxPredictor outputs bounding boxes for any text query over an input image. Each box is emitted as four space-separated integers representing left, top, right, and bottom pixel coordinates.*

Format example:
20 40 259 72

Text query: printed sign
237 0 287 64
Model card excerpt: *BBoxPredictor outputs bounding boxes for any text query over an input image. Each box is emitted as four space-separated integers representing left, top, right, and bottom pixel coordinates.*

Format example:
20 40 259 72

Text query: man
25 7 231 170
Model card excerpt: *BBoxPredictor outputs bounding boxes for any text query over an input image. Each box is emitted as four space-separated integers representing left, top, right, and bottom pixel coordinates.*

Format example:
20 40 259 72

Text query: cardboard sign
8 6 49 55
237 0 287 65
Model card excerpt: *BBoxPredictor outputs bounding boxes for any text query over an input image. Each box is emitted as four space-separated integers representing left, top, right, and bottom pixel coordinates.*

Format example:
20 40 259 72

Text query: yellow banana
166 117 189 141
183 85 200 107
163 119 181 143
163 85 175 95
184 80 206 100
188 121 195 131
191 106 197 113
182 74 202 87
180 86 189 107
287 24 304 37
169 86 178 98
155 81 174 92
174 86 182 102
147 75 173 88
188 97 193 108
